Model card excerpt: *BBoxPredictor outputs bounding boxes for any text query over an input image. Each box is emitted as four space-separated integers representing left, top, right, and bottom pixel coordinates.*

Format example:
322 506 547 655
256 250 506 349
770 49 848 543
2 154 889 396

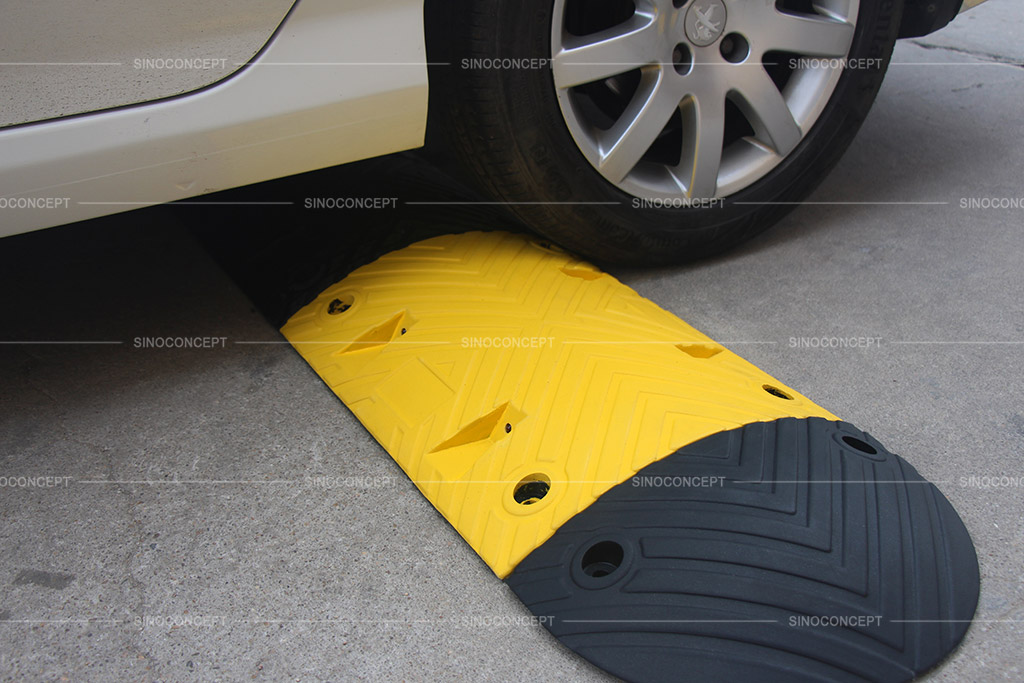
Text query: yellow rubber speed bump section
281 231 835 577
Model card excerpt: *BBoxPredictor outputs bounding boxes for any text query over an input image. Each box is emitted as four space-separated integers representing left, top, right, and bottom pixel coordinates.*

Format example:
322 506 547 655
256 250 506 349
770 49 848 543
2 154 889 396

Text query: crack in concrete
910 40 1024 69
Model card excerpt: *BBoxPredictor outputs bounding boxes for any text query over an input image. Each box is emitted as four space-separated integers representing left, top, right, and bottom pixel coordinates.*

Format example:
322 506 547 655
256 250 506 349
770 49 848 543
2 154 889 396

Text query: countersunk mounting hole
513 473 550 505
842 435 878 455
327 294 354 315
531 240 567 255
763 384 793 400
581 541 624 578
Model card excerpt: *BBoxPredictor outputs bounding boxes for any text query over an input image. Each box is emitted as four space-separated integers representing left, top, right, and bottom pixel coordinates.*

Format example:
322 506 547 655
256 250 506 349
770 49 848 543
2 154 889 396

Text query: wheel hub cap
684 0 727 47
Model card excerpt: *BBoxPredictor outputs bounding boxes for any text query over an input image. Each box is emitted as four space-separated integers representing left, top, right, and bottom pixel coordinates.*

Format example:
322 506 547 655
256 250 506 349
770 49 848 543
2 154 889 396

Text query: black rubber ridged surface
506 418 979 683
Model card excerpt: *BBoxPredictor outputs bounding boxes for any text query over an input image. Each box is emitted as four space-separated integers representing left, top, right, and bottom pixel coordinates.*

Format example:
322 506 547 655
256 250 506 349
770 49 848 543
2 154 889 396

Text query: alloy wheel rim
550 0 860 202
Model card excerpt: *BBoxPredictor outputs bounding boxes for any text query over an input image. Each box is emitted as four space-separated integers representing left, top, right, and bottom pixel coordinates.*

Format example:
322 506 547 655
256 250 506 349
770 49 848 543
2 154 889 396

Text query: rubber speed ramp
281 231 978 682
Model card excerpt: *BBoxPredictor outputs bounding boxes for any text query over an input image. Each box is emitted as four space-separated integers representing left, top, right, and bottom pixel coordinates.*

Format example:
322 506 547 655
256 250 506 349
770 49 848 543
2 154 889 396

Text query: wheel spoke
597 70 681 183
761 11 855 58
731 67 802 157
551 0 862 199
552 13 661 90
676 90 725 198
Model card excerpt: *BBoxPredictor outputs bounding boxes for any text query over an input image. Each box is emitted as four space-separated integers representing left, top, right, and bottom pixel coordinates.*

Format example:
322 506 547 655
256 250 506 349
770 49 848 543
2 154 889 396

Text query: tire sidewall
467 0 902 260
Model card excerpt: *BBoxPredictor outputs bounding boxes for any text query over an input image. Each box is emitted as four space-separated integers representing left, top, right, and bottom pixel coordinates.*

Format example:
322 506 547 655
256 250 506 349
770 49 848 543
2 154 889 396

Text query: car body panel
900 0 990 38
0 0 298 128
960 0 990 11
0 0 427 239
0 0 993 239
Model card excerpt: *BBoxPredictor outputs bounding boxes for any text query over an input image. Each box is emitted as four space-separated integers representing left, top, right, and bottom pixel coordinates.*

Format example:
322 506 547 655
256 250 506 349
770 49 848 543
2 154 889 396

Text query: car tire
425 0 902 266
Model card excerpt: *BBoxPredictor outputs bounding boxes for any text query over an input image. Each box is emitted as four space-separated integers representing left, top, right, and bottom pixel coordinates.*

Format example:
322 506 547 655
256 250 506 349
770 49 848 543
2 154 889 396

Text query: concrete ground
1 3 1022 681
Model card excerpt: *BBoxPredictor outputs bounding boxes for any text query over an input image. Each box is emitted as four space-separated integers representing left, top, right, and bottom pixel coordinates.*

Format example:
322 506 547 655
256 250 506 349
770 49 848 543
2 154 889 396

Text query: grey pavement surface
2 4 1023 681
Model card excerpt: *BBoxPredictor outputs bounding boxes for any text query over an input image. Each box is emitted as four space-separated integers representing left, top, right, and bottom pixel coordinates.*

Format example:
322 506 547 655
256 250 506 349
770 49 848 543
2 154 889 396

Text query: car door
0 0 298 128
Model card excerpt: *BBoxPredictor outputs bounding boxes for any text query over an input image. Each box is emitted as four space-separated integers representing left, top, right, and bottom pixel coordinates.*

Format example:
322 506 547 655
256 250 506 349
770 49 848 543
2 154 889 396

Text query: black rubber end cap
506 418 979 683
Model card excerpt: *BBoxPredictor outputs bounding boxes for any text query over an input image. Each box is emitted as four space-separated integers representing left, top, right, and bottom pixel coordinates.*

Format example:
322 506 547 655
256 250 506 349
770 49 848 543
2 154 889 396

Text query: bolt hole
842 435 878 455
327 295 354 315
513 473 550 505
672 43 693 76
581 541 624 578
719 33 749 64
505 423 512 433
401 328 407 335
763 384 793 400
532 240 566 255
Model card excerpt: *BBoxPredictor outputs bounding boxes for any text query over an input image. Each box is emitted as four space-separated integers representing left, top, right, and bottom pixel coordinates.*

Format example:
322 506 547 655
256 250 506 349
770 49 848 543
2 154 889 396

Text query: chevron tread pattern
281 232 836 576
506 417 980 682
